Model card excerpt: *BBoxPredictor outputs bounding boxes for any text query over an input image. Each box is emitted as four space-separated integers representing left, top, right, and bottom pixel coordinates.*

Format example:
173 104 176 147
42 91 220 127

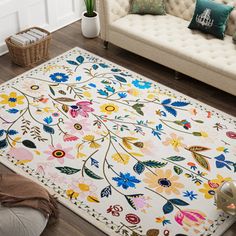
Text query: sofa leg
103 41 109 49
175 71 181 80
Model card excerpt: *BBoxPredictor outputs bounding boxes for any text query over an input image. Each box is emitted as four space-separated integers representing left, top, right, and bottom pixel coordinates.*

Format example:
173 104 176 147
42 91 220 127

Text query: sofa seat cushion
109 14 236 80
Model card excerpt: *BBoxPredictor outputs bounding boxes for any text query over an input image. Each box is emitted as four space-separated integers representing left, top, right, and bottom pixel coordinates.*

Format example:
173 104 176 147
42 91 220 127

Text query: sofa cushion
188 0 234 39
109 14 236 79
165 0 236 36
130 0 166 15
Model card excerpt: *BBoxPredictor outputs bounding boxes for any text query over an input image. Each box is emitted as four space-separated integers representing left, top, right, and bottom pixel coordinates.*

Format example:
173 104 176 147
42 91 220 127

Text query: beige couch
98 0 236 96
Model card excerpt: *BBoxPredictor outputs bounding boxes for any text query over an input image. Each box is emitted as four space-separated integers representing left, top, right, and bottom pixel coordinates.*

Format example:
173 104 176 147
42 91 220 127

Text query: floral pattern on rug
0 48 236 236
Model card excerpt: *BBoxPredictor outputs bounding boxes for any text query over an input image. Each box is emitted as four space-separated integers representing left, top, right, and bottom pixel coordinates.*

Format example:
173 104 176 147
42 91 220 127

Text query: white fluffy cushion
110 14 236 79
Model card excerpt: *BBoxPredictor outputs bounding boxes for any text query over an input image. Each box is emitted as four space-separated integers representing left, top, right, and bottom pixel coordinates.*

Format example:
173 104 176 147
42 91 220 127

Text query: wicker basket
5 27 52 67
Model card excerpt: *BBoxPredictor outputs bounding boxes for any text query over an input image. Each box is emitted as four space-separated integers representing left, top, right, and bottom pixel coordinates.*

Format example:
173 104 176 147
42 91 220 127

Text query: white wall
0 0 85 55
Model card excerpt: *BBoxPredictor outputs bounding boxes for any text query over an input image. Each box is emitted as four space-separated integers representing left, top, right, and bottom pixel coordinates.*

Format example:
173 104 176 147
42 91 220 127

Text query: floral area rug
0 47 236 236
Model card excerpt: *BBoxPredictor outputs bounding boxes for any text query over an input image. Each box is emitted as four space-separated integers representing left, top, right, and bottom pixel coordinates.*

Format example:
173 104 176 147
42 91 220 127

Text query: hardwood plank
0 21 235 236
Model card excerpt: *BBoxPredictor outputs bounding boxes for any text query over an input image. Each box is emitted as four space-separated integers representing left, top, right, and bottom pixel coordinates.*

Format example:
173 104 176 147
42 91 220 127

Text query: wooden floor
0 21 235 236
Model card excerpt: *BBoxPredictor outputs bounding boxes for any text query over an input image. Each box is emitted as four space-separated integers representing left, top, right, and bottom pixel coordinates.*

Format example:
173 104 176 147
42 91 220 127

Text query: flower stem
145 187 182 211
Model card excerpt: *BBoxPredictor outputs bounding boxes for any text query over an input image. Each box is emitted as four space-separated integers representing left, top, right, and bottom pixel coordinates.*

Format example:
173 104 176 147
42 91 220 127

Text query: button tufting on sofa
98 0 236 95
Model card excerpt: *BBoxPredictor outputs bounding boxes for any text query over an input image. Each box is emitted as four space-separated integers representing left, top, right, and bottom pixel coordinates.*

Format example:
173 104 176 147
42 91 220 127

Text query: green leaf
142 160 167 168
174 166 183 175
132 103 144 116
67 60 79 66
133 162 145 175
125 194 144 210
114 75 127 83
84 166 103 180
49 86 55 96
169 198 189 206
56 166 80 175
192 152 210 171
188 146 210 152
192 119 204 123
167 156 185 162
43 125 55 134
76 56 84 64
22 140 36 149
0 139 8 149
62 104 69 113
163 201 174 214
55 97 76 102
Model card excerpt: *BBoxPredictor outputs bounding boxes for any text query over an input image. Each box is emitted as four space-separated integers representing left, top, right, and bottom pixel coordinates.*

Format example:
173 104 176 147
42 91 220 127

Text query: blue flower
88 83 96 88
112 172 140 189
190 165 197 171
50 73 69 82
118 92 127 98
183 190 198 201
7 108 19 114
7 130 18 135
162 219 171 226
0 130 5 136
152 124 164 140
132 79 152 89
91 158 99 168
43 116 53 124
76 76 82 81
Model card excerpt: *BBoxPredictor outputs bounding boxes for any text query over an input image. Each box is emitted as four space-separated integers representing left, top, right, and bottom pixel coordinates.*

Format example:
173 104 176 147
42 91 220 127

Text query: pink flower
36 162 54 175
44 144 74 164
69 101 94 118
47 172 67 184
131 195 151 213
63 133 79 142
175 209 206 228
64 119 90 135
68 178 97 199
8 147 33 164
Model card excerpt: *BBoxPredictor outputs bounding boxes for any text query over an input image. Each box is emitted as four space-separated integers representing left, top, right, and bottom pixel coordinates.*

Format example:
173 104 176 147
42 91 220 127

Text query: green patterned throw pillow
188 0 234 39
130 0 166 15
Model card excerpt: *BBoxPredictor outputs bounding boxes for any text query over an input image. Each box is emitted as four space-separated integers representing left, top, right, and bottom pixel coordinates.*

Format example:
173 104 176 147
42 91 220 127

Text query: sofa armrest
97 0 130 40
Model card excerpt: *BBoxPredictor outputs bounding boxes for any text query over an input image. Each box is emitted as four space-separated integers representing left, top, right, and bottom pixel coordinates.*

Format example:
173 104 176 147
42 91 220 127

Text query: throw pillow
130 0 166 15
188 0 234 39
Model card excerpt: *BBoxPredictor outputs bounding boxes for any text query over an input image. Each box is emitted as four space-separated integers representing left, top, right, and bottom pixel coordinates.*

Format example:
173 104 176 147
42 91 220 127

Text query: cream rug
0 47 236 236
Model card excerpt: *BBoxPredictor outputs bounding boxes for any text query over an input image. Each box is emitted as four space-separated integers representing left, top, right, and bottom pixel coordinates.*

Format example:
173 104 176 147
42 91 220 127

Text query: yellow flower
100 103 119 115
83 135 95 141
199 183 215 199
127 88 141 97
76 144 86 158
147 93 155 99
143 169 184 195
122 136 138 150
112 153 130 165
83 91 92 98
162 133 186 152
212 174 232 184
200 132 208 137
66 189 79 199
0 92 24 107
216 147 225 152
199 174 232 199
87 195 100 203
83 135 101 149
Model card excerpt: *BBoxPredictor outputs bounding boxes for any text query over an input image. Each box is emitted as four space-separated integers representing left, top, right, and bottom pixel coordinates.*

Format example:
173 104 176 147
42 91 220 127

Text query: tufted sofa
98 0 236 96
